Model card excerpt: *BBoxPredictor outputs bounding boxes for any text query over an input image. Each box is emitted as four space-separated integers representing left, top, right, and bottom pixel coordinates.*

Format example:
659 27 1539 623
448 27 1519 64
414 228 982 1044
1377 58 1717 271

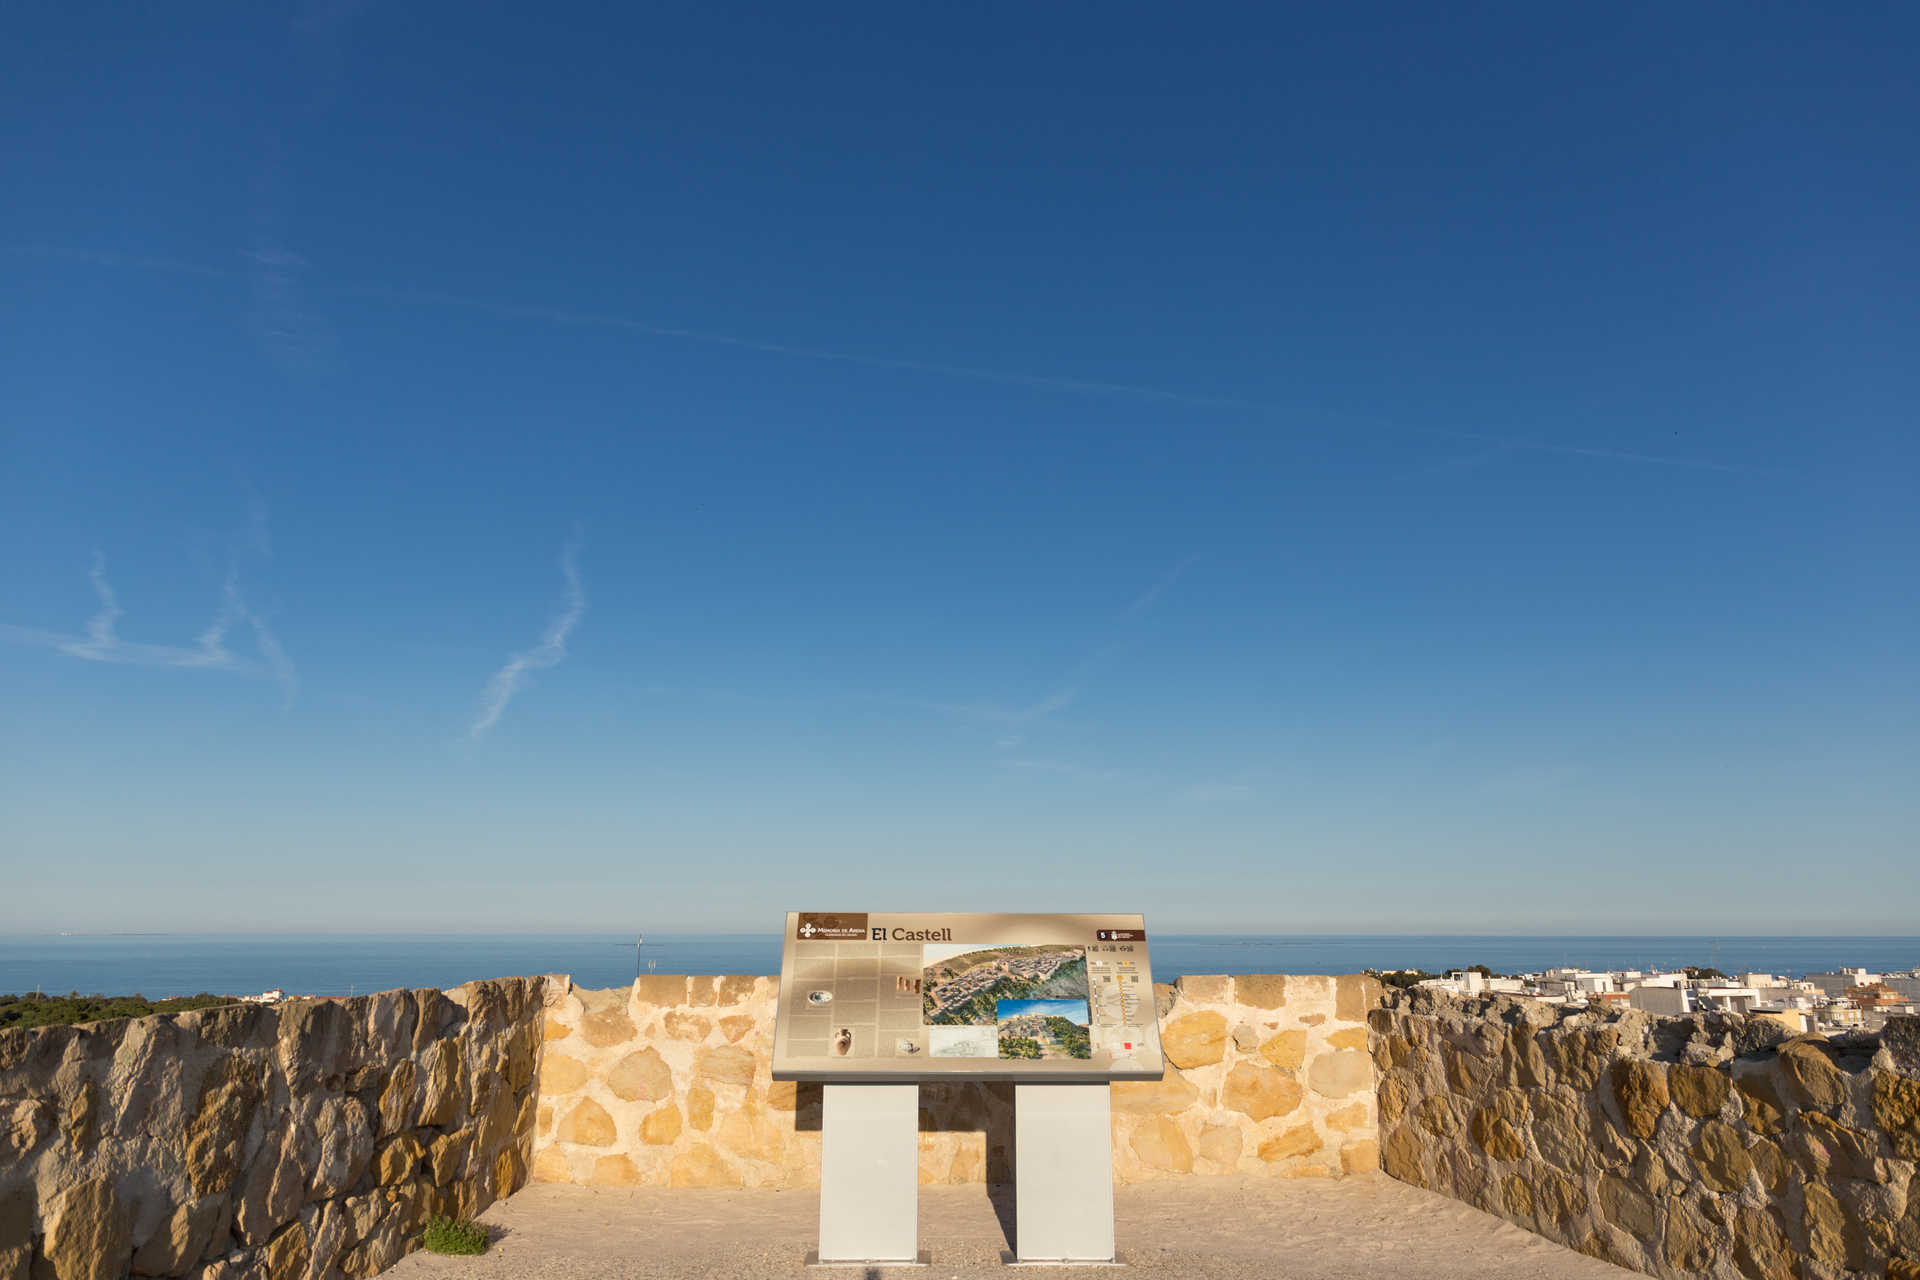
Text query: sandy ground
384 1176 1635 1279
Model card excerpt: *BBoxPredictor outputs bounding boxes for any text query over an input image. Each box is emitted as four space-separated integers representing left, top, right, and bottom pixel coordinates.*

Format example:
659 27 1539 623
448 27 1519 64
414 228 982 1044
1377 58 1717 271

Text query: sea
2 934 1916 1001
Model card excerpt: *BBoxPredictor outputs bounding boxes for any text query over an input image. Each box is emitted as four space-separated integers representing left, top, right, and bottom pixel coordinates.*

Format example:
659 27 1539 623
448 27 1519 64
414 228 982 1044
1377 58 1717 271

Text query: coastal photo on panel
995 997 1092 1060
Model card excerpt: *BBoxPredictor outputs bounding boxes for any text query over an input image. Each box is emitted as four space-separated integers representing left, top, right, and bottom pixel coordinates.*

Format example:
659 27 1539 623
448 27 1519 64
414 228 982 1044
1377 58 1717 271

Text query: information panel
772 912 1162 1081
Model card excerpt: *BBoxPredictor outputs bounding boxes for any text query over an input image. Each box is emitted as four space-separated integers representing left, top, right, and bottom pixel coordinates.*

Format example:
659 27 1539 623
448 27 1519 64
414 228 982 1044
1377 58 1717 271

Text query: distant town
13 963 1919 1033
1383 963 1920 1033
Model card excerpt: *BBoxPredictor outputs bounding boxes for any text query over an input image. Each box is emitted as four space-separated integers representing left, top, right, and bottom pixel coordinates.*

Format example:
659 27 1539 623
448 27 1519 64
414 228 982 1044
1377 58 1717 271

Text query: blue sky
3 5 1914 935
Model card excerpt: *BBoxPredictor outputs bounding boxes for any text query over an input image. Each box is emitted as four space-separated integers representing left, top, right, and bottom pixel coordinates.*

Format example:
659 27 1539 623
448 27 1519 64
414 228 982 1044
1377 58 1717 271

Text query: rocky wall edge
1 975 558 1280
1371 988 1920 1280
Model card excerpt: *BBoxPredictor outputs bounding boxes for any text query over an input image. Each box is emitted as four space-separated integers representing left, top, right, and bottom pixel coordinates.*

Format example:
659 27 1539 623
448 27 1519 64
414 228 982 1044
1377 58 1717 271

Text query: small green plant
422 1216 489 1256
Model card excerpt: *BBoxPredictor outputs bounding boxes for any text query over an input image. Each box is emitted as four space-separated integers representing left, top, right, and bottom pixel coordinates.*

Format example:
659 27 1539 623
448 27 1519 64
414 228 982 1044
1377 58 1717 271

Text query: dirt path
386 1175 1635 1279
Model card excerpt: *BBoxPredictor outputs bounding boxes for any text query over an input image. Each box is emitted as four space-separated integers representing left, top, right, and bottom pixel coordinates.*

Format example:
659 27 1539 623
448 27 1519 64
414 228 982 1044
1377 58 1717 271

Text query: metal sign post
1012 1083 1116 1263
812 1083 925 1265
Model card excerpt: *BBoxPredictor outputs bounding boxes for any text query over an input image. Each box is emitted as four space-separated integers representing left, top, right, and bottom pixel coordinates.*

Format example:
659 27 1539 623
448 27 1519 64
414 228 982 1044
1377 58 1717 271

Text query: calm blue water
0 934 1914 1000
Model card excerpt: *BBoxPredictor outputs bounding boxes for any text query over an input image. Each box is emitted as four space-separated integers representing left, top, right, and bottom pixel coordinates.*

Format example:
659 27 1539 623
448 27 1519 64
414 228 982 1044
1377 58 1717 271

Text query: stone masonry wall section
0 977 550 1280
1370 989 1920 1280
530 972 1383 1188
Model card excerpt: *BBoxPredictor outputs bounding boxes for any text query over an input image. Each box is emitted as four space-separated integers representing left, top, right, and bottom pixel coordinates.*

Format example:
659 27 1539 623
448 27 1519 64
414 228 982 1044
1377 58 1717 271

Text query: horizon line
5 929 1916 941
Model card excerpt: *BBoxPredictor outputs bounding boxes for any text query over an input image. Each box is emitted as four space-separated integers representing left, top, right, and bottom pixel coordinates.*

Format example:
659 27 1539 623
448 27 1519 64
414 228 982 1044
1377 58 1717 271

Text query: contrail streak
11 243 1773 475
470 538 586 738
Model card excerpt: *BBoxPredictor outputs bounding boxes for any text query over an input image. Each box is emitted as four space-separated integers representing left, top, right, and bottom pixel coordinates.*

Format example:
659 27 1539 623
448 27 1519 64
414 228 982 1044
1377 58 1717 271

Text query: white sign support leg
813 1083 925 1266
1013 1083 1117 1263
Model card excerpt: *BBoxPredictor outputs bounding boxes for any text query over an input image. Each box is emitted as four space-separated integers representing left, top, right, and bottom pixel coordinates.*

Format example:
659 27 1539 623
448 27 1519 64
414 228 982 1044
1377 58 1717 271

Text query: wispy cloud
198 572 299 703
470 537 587 738
8 243 231 279
333 292 1777 476
938 557 1227 793
241 247 311 269
2 553 297 702
77 551 122 653
905 685 1080 729
334 282 1256 411
1476 761 1587 799
1177 780 1258 803
10 244 1775 477
1174 766 1268 804
905 554 1200 757
1023 555 1202 722
1431 429 1763 478
998 756 1144 784
247 239 331 370
1392 440 1521 483
1120 555 1201 620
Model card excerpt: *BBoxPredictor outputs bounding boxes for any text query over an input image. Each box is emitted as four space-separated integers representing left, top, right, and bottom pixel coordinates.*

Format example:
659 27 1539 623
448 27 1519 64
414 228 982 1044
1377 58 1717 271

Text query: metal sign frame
773 911 1162 1083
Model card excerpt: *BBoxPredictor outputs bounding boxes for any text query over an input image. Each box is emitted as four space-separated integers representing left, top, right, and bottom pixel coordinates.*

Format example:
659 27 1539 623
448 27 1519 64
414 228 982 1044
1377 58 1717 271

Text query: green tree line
0 992 236 1030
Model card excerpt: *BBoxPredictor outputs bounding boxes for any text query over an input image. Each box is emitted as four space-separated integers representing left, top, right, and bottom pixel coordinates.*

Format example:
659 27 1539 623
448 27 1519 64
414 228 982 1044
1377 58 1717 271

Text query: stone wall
0 977 550 1280
530 972 1383 1188
1371 989 1920 1280
32 967 1913 1280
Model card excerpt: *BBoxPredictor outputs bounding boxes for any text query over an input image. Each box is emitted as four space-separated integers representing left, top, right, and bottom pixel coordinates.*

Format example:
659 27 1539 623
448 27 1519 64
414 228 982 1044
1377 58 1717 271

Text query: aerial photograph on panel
922 943 1090 1025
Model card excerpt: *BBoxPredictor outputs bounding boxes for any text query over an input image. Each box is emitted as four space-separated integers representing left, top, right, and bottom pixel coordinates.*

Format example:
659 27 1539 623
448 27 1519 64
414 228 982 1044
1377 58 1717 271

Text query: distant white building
1693 987 1761 1014
1411 969 1527 997
1630 986 1692 1015
1418 971 1487 996
1411 961 1911 1023
1528 969 1622 999
1751 989 1817 1013
1806 970 1878 997
1625 979 1762 1014
1631 973 1686 990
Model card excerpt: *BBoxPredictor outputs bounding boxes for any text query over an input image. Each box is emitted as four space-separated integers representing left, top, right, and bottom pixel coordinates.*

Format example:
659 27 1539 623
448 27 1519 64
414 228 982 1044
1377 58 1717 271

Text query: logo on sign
794 912 870 941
